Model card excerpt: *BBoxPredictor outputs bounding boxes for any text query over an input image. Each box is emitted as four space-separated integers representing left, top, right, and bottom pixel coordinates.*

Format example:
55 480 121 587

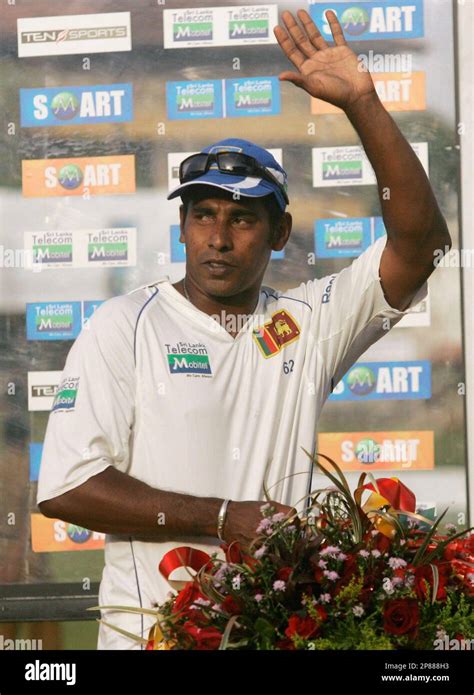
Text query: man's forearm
38 466 223 540
345 92 449 248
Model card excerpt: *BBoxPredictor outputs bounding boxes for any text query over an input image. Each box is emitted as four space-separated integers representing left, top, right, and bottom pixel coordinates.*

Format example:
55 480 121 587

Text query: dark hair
180 189 284 234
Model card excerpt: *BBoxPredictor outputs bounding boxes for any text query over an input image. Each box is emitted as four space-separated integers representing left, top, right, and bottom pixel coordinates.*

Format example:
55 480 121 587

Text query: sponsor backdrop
0 0 468 620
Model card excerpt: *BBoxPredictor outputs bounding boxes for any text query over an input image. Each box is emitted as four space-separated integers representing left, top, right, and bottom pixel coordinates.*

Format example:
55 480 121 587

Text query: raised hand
273 9 376 111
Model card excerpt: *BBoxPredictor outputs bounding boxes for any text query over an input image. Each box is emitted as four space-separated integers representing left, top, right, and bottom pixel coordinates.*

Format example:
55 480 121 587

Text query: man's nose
208 216 233 249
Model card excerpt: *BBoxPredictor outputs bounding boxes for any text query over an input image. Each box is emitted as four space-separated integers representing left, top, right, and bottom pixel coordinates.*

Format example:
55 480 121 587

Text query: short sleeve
36 295 138 505
303 235 428 394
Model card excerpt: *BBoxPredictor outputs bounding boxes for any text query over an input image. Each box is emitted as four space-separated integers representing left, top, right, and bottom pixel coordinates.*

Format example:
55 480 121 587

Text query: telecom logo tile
329 361 431 401
167 80 222 119
31 515 105 552
22 155 135 198
166 78 280 120
17 12 132 58
309 2 424 41
314 217 385 258
26 301 81 340
163 5 278 48
26 300 103 340
52 376 80 412
20 83 133 127
312 143 428 187
311 72 426 114
24 228 136 269
226 77 280 117
317 431 434 471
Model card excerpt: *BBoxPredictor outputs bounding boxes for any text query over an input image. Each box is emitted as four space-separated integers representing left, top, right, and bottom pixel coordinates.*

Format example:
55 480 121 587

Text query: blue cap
167 138 289 212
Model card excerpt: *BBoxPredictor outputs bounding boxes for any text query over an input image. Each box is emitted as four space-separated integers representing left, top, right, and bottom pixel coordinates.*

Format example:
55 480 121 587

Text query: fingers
277 71 305 89
296 9 329 51
273 24 306 70
324 9 347 47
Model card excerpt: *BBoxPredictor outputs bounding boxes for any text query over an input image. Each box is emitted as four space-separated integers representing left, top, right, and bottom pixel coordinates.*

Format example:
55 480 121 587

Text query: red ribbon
159 546 211 581
362 477 416 512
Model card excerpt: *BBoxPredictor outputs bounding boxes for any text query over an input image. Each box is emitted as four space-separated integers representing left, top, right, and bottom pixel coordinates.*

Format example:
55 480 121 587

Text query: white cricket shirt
37 235 428 649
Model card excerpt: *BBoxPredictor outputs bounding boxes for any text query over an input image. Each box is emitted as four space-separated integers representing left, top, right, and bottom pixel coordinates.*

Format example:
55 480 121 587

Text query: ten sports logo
17 12 132 57
20 83 133 127
22 155 136 198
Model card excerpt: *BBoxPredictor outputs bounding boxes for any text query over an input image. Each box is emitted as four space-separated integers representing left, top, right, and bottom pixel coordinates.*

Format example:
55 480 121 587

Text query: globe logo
347 366 376 396
58 164 83 190
67 524 92 544
51 91 80 120
355 438 381 464
340 6 370 36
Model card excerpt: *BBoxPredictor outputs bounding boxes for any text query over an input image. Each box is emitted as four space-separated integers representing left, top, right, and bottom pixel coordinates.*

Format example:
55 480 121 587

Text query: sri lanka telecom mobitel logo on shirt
309 1 424 41
22 155 135 198
20 84 133 127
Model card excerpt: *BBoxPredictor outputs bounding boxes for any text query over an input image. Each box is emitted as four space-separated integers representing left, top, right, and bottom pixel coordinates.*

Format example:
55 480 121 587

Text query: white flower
358 549 370 558
371 549 381 558
319 593 332 604
318 559 328 569
383 577 395 595
352 605 364 617
232 574 241 591
388 557 407 570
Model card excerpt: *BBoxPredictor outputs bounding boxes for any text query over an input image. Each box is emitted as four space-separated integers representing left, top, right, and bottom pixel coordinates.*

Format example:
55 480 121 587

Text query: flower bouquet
91 450 474 650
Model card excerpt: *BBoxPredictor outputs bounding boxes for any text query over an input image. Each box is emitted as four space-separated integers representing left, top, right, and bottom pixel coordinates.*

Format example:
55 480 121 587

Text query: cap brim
167 171 286 210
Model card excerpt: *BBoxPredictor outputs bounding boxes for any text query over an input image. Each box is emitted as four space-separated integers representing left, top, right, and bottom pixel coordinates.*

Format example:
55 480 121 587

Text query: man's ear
179 204 185 242
271 212 292 251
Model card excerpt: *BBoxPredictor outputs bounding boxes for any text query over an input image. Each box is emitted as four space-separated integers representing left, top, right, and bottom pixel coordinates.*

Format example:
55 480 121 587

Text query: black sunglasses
179 151 289 205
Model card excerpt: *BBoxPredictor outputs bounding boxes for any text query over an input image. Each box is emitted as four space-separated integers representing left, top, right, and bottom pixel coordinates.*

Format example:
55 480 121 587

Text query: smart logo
20 84 133 127
52 377 80 412
226 77 280 117
67 525 92 544
310 2 424 41
329 361 431 401
22 155 136 198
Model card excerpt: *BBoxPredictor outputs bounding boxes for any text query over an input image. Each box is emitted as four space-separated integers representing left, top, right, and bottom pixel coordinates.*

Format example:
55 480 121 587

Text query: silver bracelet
217 499 231 541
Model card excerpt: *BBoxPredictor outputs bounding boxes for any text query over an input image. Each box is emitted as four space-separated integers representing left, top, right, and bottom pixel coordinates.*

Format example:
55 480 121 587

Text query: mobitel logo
17 12 132 57
22 155 135 198
87 230 129 262
228 77 280 117
20 83 133 127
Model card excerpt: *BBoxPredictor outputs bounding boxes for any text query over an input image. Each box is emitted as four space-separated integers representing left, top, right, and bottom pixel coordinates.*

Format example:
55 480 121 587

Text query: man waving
37 10 450 649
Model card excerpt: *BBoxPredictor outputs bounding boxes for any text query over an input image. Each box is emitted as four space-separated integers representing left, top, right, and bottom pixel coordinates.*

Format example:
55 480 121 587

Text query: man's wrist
344 89 382 122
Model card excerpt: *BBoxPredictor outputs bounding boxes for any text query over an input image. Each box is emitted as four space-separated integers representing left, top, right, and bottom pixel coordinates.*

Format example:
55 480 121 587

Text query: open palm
274 9 376 110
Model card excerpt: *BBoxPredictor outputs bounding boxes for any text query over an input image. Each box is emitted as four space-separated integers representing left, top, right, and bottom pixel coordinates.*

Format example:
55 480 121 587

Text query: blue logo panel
26 301 82 341
225 77 280 118
20 83 133 127
310 2 424 41
329 361 431 401
166 80 223 120
83 300 104 324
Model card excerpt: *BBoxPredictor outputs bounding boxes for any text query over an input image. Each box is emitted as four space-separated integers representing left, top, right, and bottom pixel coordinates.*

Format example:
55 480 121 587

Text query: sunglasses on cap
178 151 289 205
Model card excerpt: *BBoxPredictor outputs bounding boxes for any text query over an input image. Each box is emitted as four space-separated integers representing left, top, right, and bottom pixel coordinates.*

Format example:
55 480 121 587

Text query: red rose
383 599 419 637
182 621 223 650
221 595 241 616
277 567 293 582
285 615 319 640
414 564 450 602
172 582 206 614
221 541 259 570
